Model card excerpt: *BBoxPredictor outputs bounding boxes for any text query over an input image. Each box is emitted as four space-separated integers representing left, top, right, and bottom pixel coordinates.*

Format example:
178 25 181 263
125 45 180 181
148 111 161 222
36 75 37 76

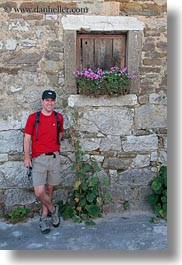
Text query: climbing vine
58 109 112 225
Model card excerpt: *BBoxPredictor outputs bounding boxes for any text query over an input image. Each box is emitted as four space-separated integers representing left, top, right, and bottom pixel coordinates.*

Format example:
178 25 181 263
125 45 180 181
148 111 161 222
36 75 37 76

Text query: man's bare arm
59 132 63 142
24 133 32 167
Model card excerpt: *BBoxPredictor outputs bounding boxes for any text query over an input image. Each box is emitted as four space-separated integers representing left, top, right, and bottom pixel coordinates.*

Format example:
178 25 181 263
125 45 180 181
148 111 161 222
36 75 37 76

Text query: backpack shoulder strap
53 111 61 144
53 111 59 122
34 111 41 141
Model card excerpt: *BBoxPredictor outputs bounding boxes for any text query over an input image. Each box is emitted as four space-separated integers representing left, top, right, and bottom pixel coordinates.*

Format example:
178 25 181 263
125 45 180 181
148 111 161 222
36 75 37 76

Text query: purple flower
73 66 137 83
120 67 127 74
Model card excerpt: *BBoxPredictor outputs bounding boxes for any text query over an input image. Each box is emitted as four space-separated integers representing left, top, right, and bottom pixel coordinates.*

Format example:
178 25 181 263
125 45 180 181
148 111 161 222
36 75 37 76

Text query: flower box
73 67 136 96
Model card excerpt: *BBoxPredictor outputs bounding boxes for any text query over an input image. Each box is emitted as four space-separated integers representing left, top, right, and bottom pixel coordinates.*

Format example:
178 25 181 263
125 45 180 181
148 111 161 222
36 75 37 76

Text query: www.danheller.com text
3 5 89 14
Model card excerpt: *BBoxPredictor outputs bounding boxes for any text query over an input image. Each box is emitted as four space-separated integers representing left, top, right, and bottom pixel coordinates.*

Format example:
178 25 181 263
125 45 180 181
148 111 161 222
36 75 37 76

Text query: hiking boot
39 217 51 234
51 204 60 227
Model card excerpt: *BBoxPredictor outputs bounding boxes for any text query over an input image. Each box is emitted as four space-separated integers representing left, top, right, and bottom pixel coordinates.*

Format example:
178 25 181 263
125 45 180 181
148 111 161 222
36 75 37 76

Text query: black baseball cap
42 90 56 100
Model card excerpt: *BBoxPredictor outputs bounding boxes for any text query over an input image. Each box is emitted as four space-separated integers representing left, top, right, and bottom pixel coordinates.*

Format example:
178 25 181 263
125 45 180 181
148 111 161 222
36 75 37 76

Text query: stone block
0 130 23 153
0 41 3 49
149 92 167 105
109 169 118 184
0 154 8 163
117 168 155 185
5 39 17 50
4 189 36 209
151 151 158 161
109 184 138 202
80 138 101 152
0 162 30 188
60 170 75 188
8 21 30 31
102 1 120 16
103 157 132 170
122 134 158 152
100 135 121 151
40 60 63 74
90 155 104 163
159 149 167 165
7 52 42 65
20 39 37 47
60 139 74 152
131 154 150 168
78 108 134 136
135 104 167 129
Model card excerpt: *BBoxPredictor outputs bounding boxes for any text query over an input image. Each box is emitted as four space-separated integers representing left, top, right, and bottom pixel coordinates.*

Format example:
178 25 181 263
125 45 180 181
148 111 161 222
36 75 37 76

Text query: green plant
73 66 137 96
58 112 112 225
147 166 167 220
7 207 30 223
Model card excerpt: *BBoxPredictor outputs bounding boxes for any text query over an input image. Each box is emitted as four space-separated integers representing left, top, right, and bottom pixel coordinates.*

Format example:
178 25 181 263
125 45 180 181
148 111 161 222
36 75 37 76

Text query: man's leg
44 185 60 227
34 185 55 214
41 185 54 217
34 185 56 234
34 185 60 228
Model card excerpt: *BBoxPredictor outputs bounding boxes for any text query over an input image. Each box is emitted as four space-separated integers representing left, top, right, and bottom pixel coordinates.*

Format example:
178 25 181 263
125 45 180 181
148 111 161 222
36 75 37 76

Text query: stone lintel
62 15 145 31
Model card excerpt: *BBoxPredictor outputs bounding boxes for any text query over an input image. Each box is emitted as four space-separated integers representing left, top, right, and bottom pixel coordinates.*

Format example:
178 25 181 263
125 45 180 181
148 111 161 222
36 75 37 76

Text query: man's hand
24 157 32 168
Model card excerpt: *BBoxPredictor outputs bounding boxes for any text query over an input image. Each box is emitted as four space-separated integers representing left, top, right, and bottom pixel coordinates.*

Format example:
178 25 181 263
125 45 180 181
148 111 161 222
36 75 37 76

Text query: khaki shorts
32 152 61 187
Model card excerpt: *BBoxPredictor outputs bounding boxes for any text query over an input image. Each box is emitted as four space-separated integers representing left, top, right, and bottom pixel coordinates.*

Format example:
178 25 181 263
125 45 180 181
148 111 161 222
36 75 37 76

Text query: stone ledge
68 94 138 107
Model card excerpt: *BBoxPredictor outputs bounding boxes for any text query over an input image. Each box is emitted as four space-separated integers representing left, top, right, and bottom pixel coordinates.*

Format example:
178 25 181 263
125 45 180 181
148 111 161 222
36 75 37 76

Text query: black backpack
34 111 60 144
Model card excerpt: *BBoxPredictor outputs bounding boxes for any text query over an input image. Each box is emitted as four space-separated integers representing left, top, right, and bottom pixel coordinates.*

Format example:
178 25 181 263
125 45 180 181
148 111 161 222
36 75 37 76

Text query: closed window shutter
76 33 126 70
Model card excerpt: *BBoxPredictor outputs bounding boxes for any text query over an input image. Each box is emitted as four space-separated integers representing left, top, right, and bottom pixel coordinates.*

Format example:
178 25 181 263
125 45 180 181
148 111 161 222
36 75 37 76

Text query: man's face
41 98 56 113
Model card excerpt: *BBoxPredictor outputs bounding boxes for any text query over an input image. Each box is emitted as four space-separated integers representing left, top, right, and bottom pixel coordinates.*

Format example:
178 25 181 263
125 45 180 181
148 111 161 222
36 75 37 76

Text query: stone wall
0 0 167 216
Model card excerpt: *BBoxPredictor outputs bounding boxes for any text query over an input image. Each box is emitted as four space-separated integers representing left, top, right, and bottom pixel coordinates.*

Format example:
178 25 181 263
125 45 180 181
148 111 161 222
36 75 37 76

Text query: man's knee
46 185 54 195
34 185 45 199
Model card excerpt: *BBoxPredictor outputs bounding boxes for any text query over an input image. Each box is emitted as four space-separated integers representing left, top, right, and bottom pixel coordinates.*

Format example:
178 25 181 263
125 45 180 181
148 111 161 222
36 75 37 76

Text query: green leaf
151 180 162 192
104 192 112 202
103 178 109 187
93 164 101 172
72 214 82 223
72 164 77 171
160 165 167 178
159 208 167 220
85 220 96 226
8 208 30 222
80 164 91 173
62 205 75 220
80 213 88 220
80 183 88 192
89 177 100 187
154 203 162 216
161 196 167 203
148 166 167 220
85 204 100 217
79 198 87 207
86 192 96 203
149 217 157 223
147 194 159 205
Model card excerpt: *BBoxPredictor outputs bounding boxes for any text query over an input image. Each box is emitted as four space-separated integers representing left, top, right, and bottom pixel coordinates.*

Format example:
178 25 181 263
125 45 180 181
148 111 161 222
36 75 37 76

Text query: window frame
62 15 144 94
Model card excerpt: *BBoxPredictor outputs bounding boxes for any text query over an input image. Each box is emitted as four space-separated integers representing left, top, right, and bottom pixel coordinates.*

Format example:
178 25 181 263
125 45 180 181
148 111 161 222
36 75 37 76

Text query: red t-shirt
24 111 64 158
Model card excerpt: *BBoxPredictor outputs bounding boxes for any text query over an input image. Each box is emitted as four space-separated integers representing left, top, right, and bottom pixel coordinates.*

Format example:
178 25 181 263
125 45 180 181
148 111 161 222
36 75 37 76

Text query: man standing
24 90 64 234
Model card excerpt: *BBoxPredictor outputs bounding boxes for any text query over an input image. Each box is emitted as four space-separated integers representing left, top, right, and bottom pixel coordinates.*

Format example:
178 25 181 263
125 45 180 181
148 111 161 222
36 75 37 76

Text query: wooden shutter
76 33 126 70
